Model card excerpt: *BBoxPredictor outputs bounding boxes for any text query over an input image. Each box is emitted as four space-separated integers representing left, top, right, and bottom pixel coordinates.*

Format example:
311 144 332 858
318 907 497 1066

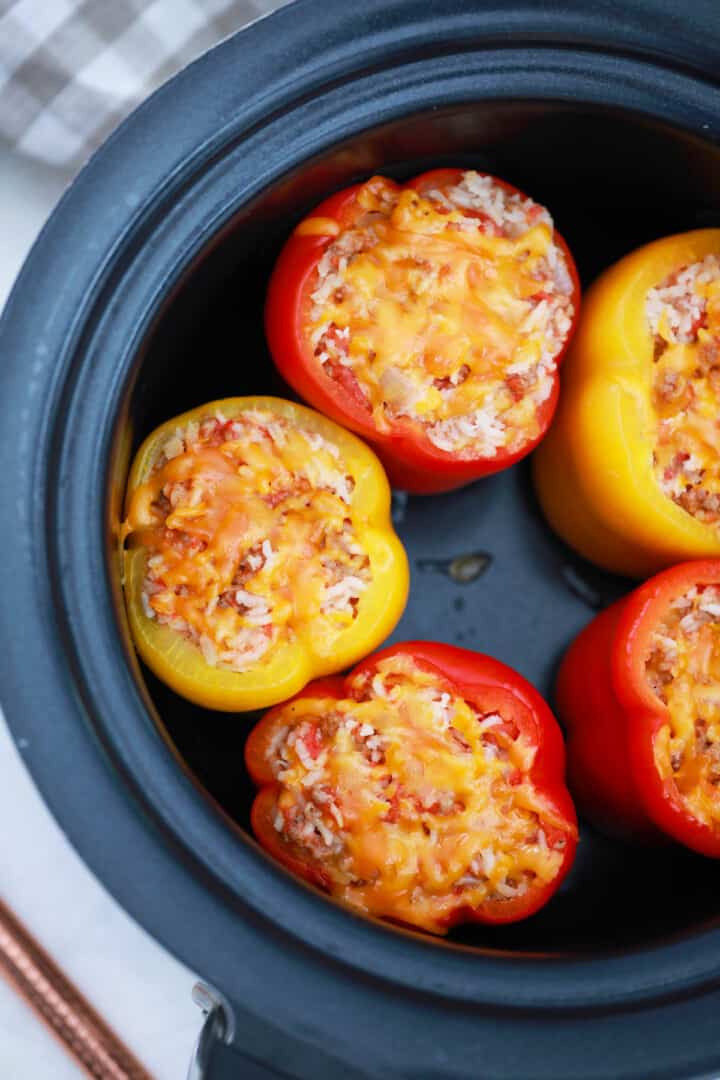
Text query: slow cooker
2 2 720 1076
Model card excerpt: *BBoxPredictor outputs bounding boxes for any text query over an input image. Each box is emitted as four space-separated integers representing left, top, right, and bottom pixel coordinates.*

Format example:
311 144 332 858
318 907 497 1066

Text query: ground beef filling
126 410 371 673
646 585 720 829
306 171 575 459
265 655 566 933
648 255 720 525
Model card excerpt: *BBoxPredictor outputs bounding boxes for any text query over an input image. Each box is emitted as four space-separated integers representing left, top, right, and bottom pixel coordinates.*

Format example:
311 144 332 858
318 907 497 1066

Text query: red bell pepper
557 560 720 857
246 641 577 934
265 169 580 494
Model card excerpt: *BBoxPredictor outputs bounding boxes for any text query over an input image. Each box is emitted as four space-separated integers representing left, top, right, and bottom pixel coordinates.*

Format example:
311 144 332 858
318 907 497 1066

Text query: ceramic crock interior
123 100 720 956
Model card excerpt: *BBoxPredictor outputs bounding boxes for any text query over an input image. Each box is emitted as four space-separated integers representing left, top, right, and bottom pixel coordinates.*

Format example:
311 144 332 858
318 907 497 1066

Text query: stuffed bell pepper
266 170 580 493
246 642 578 933
122 397 408 711
535 229 720 577
557 560 720 856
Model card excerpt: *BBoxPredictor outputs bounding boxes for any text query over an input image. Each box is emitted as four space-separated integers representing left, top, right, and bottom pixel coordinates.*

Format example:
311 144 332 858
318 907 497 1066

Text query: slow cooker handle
193 1042 292 1078
188 994 288 1079
188 982 374 1080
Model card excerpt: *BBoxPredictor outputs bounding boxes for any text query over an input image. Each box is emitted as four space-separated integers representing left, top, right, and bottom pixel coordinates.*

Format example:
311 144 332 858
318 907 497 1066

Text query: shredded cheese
266 654 568 934
304 172 575 458
124 411 371 673
646 584 720 828
648 255 720 524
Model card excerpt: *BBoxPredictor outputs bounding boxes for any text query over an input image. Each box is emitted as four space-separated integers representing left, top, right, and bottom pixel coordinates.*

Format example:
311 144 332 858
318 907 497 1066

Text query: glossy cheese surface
647 584 720 829
125 408 371 672
304 172 575 458
264 654 568 933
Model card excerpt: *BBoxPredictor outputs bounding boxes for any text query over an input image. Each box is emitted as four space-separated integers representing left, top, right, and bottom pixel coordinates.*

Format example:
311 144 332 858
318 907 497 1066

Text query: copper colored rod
0 895 154 1079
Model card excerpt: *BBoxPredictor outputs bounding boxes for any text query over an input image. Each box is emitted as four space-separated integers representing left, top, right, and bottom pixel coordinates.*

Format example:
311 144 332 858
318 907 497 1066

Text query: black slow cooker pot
3 2 720 1076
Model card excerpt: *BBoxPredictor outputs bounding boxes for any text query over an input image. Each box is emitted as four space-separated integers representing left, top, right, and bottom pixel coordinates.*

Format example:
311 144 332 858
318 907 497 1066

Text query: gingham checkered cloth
0 0 289 170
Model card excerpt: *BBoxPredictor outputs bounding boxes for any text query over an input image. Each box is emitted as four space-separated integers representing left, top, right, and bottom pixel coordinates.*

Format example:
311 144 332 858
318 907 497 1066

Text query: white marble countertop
0 142 201 1079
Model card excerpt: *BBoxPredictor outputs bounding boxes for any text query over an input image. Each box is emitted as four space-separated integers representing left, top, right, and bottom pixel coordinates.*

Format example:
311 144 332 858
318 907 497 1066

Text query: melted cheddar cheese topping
647 585 720 829
649 255 720 524
124 410 371 673
305 172 575 458
265 654 568 933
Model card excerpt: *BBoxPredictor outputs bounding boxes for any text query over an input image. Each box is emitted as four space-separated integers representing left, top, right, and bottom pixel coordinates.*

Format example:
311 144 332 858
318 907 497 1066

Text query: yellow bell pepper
123 396 409 711
534 229 720 578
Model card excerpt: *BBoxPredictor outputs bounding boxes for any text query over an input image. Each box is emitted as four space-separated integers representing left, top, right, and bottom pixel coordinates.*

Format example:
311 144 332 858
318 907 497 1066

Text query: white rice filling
646 255 720 344
140 411 371 672
310 170 575 457
266 662 564 921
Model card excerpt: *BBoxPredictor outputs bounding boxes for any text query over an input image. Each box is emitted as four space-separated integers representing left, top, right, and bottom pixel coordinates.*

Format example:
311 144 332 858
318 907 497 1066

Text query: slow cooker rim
2 0 720 1044
46 76 720 1002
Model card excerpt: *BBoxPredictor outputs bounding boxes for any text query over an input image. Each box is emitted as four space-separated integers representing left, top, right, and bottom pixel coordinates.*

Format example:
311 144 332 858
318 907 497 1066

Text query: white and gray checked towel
0 0 289 170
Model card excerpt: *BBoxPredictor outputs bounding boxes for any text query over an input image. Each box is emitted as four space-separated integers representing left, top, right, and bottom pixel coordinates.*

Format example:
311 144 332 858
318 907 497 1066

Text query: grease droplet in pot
416 551 492 584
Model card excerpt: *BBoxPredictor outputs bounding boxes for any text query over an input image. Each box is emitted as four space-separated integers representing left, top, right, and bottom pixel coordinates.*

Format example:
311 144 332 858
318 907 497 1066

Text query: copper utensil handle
0 895 154 1079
